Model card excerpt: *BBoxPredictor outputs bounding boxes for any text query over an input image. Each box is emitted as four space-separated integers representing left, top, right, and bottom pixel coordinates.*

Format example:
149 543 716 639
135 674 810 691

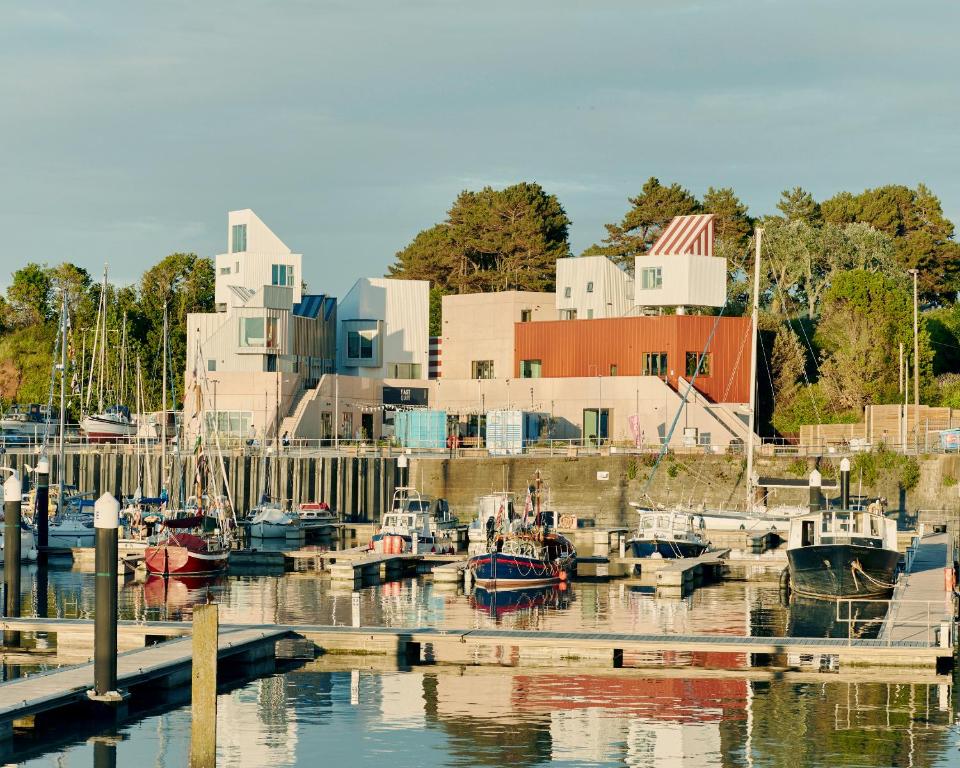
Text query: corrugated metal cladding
514 315 752 403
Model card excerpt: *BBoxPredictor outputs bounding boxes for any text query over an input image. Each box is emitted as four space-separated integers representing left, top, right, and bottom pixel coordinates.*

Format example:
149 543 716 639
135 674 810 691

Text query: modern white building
634 214 726 311
555 255 634 320
185 210 336 441
337 278 429 380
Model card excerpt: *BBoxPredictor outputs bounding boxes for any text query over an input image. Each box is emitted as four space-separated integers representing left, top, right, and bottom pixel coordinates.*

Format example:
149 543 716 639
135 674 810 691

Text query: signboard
383 386 429 407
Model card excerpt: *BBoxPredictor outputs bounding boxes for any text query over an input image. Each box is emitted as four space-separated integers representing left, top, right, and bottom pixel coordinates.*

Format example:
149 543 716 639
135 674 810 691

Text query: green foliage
943 474 957 488
666 462 680 478
785 458 808 477
771 382 859 435
851 448 920 490
626 459 639 481
0 324 56 403
7 263 53 327
776 186 822 225
587 177 700 269
428 285 444 337
389 182 571 294
815 270 931 409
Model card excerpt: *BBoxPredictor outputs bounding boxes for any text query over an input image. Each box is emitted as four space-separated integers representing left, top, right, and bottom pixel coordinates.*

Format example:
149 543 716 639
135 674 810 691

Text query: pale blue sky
1 0 957 297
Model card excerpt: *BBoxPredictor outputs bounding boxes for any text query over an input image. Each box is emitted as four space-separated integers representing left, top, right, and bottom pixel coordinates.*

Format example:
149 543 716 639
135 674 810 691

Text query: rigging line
756 325 778 416
641 302 728 497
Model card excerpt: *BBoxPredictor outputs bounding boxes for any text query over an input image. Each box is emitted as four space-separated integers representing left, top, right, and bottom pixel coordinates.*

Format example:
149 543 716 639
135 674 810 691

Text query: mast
745 229 763 512
119 312 127 405
97 266 108 413
161 304 168 499
58 291 67 514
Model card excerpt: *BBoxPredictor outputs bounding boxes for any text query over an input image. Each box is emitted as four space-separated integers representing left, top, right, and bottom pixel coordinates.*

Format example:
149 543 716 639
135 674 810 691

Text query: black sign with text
382 386 429 406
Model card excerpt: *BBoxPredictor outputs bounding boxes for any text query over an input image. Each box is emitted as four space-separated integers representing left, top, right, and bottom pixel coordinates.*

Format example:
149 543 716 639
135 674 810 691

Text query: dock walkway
0 626 285 737
881 531 955 646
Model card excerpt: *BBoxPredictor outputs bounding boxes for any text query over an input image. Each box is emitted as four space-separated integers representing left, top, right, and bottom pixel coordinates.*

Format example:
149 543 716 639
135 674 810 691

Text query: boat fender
558 570 567 581
778 567 790 593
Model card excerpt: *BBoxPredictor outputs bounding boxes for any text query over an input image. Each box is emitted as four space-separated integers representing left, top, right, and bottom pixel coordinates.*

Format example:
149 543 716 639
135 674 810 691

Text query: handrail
837 598 954 648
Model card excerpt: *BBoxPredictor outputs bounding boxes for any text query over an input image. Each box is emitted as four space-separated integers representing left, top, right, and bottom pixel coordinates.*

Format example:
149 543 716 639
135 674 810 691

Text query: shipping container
486 409 540 455
394 410 447 449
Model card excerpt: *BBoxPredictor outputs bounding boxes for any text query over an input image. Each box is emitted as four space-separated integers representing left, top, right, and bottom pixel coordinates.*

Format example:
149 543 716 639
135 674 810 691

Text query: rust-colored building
514 315 752 403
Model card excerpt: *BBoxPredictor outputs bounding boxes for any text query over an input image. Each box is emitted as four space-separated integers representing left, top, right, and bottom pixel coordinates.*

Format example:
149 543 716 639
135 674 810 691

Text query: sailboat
79 267 138 441
144 338 236 576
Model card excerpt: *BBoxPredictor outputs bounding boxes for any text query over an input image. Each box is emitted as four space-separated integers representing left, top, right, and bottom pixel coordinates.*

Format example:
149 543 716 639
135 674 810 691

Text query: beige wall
441 291 557 380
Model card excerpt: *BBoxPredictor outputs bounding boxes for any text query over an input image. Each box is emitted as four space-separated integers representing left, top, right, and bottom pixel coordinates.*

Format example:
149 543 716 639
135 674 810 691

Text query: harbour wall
2 447 958 525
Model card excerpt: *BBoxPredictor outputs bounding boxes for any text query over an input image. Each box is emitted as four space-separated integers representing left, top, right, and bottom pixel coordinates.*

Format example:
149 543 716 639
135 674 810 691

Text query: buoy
558 570 568 581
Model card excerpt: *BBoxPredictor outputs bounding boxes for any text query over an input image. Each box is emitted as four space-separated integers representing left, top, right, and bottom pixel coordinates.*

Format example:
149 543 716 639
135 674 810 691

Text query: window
219 267 231 275
347 330 375 360
207 359 217 372
587 309 594 319
204 410 252 438
240 317 265 347
642 352 668 377
271 264 288 286
586 281 594 293
520 309 532 323
640 267 662 290
387 363 422 379
472 360 495 379
560 309 577 320
563 287 571 298
231 224 247 253
685 352 711 377
609 364 618 376
519 359 541 378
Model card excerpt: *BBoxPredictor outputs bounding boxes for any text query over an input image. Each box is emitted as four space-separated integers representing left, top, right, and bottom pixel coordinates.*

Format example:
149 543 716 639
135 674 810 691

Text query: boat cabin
787 506 897 551
635 510 705 540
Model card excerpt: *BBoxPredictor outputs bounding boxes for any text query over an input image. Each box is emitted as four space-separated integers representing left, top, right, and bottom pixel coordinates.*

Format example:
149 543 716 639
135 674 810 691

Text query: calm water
11 666 960 767
6 565 937 766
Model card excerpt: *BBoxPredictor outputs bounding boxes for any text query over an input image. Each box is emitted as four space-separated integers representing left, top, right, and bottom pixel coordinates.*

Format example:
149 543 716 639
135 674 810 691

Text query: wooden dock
0 626 285 743
879 531 956 646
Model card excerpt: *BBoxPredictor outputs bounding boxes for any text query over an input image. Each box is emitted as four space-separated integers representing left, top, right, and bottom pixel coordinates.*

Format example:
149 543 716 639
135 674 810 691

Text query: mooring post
839 458 850 510
93 738 117 768
619 534 626 559
3 471 22 648
190 603 219 768
35 457 49 552
93 493 120 698
808 469 822 513
352 590 361 628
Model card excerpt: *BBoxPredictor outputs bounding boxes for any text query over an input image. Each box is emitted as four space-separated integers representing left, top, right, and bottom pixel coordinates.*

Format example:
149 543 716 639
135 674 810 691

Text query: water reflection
787 596 888 640
11 667 954 768
469 585 573 621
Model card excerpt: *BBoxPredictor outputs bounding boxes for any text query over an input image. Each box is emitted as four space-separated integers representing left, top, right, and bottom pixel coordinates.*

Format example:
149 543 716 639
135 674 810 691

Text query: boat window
802 520 815 547
871 517 879 537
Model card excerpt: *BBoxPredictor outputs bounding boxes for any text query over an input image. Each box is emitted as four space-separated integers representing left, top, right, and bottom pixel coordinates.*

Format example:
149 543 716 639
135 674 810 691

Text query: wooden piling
190 603 219 768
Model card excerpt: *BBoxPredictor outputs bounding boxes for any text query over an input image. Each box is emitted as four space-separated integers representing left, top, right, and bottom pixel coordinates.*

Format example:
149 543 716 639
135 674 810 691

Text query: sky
1 0 958 298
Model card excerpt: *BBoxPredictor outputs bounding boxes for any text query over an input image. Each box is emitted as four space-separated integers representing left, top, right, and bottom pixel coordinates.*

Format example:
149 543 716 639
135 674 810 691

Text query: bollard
808 469 822 513
839 458 850 510
34 457 49 552
93 493 120 698
351 591 361 628
3 472 22 648
190 603 219 768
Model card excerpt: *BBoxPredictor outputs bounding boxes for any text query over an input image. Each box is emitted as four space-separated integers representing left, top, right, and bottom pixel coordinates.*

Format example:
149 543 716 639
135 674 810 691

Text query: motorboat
786 499 899 599
371 487 454 552
144 515 230 576
80 405 138 441
46 512 96 548
468 528 576 589
0 403 59 438
249 505 303 539
627 506 709 559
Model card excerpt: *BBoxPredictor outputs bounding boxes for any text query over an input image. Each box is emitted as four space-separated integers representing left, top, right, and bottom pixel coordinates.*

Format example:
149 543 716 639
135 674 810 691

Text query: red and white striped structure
429 336 442 379
648 214 715 257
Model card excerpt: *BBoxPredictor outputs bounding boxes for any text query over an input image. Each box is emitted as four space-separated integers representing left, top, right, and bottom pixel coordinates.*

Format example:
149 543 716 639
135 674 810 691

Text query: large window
519 359 541 378
472 360 495 379
271 264 294 287
642 352 668 377
560 309 577 320
347 330 376 359
231 224 247 253
239 317 277 347
685 352 711 377
204 410 252 438
387 362 422 379
640 267 662 290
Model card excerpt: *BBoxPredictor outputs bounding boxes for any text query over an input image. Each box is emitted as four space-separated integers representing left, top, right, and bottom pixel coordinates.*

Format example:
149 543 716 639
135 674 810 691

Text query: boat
46 511 96 548
80 404 138 441
144 515 231 575
371 487 454 552
786 485 899 600
468 492 518 555
627 506 709 559
249 504 303 539
469 584 572 619
467 471 576 589
296 502 338 524
0 404 59 438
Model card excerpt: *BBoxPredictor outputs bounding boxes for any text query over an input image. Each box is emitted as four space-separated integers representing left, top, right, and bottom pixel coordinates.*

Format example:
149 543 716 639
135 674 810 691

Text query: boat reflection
787 595 887 639
142 574 227 618
469 584 573 619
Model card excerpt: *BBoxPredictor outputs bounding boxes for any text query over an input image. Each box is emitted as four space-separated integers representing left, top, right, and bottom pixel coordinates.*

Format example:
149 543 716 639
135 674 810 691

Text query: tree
776 187 821 225
587 177 700 269
7 263 52 327
48 262 95 327
703 186 752 249
389 182 571 294
815 270 931 408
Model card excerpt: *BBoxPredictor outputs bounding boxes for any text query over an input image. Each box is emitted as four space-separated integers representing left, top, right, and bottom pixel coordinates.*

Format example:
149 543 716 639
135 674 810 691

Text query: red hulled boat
144 516 230 576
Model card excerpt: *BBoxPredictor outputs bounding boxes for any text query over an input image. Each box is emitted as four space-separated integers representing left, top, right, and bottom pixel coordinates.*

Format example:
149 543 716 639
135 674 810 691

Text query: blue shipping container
395 410 447 449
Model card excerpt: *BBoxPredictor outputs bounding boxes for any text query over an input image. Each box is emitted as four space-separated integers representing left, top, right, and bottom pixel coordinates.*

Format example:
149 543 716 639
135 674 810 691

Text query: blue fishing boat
627 507 709 559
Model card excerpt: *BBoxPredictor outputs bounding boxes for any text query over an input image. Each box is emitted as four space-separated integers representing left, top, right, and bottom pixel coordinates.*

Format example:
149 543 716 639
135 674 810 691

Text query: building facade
555 256 634 320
